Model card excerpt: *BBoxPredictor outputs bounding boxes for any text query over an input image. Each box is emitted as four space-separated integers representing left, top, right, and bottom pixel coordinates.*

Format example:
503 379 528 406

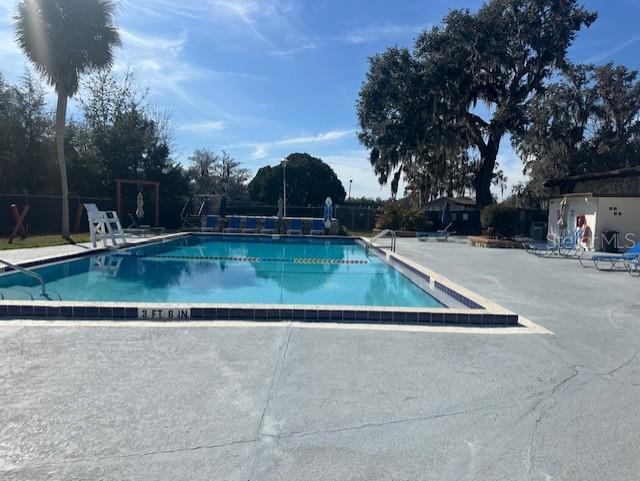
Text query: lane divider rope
115 253 368 265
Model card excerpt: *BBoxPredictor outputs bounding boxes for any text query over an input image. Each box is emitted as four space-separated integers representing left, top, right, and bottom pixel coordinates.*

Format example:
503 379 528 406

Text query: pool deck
1 237 639 480
0 234 178 267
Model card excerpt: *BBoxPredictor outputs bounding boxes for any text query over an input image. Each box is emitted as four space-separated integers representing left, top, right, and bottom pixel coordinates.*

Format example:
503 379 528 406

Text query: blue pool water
0 235 443 307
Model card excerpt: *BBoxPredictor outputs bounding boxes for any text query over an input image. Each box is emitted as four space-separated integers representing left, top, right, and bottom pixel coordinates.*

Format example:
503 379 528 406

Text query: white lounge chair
84 203 127 248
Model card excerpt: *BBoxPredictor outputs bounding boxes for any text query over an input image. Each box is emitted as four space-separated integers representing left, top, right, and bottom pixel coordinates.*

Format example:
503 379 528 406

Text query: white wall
596 197 640 251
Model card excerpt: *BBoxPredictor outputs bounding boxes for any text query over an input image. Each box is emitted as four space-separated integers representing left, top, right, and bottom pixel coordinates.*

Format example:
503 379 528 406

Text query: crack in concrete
524 367 580 481
276 396 528 441
10 437 257 470
248 326 293 481
606 350 639 377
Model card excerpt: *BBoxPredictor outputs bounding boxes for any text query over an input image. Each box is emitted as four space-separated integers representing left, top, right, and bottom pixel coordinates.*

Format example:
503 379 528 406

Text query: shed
547 194 640 251
545 167 640 251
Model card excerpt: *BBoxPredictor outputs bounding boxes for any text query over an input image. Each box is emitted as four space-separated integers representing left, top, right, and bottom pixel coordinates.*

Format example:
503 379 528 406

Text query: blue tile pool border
0 233 522 327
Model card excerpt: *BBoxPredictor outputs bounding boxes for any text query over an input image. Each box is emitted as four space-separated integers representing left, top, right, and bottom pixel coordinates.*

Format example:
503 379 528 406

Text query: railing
0 258 48 298
197 200 207 218
180 199 191 224
365 229 396 253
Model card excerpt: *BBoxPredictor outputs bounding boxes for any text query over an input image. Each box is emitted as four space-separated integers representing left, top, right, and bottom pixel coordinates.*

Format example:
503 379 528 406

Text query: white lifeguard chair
84 203 127 248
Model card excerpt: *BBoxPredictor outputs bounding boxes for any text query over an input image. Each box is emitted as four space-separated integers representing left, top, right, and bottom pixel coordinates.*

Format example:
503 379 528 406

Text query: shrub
375 202 405 230
403 209 433 232
375 203 433 232
481 204 520 238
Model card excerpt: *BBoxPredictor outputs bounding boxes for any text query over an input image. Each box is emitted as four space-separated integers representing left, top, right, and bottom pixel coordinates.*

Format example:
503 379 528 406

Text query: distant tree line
357 0 640 208
0 70 190 206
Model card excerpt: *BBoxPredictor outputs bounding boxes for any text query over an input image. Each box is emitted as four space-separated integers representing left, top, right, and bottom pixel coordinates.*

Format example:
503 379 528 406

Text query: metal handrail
0 259 46 298
197 200 207 217
180 199 191 223
365 229 396 253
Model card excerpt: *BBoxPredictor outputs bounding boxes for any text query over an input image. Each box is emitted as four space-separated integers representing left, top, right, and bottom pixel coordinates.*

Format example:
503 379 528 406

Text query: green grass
0 233 91 251
344 229 374 238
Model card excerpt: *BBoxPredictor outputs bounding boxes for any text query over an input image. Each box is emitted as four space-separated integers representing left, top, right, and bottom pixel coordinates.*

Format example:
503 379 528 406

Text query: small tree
15 0 120 238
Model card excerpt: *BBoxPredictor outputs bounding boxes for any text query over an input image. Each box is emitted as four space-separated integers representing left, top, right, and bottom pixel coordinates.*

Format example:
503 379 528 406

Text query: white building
545 167 640 252
547 194 640 251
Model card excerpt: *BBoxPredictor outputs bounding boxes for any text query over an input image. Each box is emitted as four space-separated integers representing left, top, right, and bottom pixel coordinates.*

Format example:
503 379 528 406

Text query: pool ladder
0 258 60 300
365 229 396 253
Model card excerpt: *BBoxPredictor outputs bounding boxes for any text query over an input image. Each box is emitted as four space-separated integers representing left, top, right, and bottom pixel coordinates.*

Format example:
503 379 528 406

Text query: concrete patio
0 237 639 480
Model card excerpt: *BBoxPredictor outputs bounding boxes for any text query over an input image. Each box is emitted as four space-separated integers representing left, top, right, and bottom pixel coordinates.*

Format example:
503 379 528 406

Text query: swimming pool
0 234 520 326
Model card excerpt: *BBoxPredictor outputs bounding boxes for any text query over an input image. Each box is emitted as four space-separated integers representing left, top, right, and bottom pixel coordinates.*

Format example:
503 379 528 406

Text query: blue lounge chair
287 218 302 235
624 256 640 276
224 217 241 233
242 217 258 233
310 219 325 235
202 215 219 232
579 242 640 270
526 228 584 258
417 223 453 242
261 217 277 234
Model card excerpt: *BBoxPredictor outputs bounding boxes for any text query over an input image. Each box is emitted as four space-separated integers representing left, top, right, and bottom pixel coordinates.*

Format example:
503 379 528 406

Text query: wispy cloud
244 129 357 159
178 120 225 133
339 23 426 45
114 28 265 121
585 34 640 63
269 42 317 56
318 151 395 198
123 0 304 50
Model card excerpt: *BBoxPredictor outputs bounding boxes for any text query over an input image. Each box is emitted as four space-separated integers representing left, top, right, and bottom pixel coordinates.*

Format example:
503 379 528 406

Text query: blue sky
1 0 639 199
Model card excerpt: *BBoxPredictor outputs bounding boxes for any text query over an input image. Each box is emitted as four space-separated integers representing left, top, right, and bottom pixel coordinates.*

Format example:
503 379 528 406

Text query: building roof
425 196 476 207
549 192 640 199
545 165 640 187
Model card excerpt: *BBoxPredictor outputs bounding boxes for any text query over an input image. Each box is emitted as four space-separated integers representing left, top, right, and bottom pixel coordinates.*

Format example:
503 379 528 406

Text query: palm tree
15 0 120 238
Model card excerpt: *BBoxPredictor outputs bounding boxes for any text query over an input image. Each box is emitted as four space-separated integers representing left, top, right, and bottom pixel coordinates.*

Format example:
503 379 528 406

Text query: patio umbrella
136 192 144 218
323 197 333 228
440 201 452 229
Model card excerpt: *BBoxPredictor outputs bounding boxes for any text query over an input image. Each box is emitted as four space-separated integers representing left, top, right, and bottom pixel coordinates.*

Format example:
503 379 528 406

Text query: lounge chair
524 240 560 257
127 213 165 235
526 228 584 258
242 217 258 233
287 218 302 235
260 217 277 234
624 256 640 276
201 215 219 232
224 216 241 233
579 242 640 270
417 223 452 242
84 203 127 248
310 219 325 235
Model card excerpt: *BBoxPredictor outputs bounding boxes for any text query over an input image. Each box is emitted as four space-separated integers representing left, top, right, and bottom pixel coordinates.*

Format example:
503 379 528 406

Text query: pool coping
0 232 530 328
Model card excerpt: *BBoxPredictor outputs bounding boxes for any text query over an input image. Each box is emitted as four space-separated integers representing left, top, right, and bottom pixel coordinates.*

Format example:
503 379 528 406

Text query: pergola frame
115 179 160 226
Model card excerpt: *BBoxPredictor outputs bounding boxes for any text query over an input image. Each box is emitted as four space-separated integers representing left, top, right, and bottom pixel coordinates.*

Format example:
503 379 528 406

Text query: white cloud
250 145 268 160
123 0 304 50
584 34 640 63
244 129 357 160
177 120 225 133
340 23 426 45
321 152 394 199
269 42 317 56
114 28 259 120
494 147 528 201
